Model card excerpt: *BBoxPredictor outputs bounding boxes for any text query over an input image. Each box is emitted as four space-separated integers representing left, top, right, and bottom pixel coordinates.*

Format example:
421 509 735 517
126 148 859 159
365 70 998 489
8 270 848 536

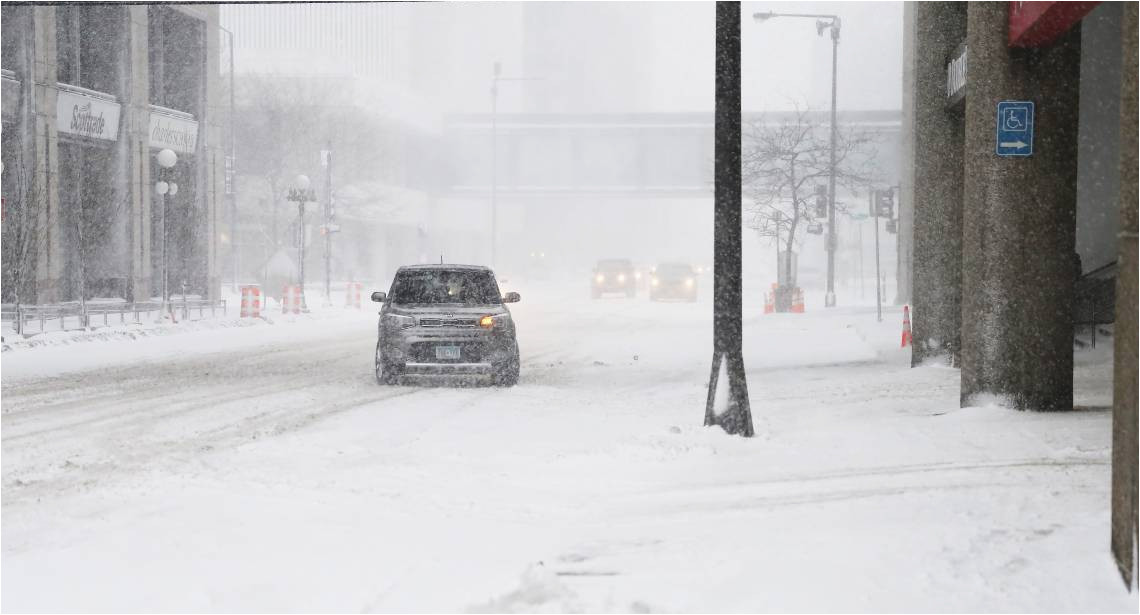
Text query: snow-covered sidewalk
1 284 1133 612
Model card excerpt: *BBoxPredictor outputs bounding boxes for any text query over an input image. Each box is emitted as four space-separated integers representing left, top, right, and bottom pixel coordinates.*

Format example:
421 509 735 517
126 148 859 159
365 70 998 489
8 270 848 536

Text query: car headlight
595 274 605 284
651 277 660 287
382 314 415 329
618 274 627 283
685 278 695 288
634 271 642 280
480 313 511 330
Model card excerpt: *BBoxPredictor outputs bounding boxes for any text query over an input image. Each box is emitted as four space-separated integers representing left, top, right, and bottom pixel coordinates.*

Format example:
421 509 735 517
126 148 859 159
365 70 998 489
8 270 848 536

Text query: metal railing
1073 260 1118 348
1 298 227 337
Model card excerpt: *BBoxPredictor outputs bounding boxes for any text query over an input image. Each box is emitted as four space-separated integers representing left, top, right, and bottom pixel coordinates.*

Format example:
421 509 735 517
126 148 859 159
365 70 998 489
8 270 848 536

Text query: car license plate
435 346 461 360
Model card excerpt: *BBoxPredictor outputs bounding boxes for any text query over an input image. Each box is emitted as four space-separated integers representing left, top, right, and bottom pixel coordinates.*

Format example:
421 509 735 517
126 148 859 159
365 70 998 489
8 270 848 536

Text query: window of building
149 7 204 115
55 5 124 95
2 5 25 74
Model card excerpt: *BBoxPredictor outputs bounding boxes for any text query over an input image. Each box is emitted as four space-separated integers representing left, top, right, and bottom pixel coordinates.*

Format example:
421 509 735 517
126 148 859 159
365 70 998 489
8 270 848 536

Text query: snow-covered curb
1 317 264 353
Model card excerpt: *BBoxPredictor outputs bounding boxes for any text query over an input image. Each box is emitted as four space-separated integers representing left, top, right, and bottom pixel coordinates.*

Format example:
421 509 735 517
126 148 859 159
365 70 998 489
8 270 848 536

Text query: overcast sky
442 1 904 114
650 1 905 113
227 1 905 115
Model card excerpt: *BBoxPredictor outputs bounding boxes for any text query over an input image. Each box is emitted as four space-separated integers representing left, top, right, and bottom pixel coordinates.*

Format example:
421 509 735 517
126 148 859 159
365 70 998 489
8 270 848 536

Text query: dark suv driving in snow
371 265 521 386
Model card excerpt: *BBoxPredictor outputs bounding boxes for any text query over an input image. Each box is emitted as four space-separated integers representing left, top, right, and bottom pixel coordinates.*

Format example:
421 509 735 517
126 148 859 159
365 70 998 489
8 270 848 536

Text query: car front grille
418 318 478 328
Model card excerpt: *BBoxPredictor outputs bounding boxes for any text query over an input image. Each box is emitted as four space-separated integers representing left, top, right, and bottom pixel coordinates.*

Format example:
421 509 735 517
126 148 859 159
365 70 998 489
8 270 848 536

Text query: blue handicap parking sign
996 101 1034 157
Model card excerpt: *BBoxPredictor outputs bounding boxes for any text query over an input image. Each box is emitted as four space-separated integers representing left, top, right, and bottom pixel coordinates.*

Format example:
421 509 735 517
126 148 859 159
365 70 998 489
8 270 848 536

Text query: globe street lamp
753 11 842 307
155 148 177 319
287 174 316 312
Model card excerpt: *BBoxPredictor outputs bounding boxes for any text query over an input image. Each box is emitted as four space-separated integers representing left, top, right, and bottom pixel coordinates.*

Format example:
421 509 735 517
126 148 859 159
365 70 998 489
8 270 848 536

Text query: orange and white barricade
240 285 262 318
345 282 363 310
281 285 302 314
791 287 805 313
763 291 775 314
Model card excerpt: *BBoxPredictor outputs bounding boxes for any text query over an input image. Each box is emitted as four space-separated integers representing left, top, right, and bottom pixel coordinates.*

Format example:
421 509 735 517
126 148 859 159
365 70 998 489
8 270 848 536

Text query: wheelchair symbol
1003 107 1028 132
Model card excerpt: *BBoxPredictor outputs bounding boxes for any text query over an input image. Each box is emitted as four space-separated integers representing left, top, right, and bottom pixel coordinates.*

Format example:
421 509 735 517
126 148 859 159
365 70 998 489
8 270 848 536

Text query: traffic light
814 185 827 218
875 188 894 218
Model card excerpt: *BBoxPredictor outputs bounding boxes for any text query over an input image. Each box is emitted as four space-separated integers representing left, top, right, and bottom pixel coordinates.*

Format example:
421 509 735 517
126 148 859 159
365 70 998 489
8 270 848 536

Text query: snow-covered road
2 284 1135 612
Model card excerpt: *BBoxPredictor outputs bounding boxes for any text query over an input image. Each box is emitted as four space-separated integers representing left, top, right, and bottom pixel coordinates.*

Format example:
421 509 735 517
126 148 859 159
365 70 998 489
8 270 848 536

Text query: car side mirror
502 291 521 303
371 291 386 303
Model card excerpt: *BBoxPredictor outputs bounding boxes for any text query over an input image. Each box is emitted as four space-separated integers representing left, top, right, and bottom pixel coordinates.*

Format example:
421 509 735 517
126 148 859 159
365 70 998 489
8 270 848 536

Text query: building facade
1 4 224 304
904 1 1136 584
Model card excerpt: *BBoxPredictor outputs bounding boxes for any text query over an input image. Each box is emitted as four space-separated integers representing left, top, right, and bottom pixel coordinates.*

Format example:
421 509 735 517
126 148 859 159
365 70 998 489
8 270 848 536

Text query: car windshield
657 264 694 278
388 269 501 305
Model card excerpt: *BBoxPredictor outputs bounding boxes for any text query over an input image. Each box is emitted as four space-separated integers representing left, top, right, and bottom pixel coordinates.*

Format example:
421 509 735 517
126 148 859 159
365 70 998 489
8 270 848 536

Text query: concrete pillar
960 2 1081 410
896 2 915 307
203 5 223 301
910 1 966 367
1111 1 1138 588
125 6 152 301
31 6 63 303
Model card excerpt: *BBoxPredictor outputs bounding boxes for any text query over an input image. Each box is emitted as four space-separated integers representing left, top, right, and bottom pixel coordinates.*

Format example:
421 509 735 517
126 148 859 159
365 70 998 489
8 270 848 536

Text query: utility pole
324 143 333 303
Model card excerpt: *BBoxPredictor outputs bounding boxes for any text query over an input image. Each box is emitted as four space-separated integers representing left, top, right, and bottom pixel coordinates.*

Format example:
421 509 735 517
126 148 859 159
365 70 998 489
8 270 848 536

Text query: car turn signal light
480 315 495 329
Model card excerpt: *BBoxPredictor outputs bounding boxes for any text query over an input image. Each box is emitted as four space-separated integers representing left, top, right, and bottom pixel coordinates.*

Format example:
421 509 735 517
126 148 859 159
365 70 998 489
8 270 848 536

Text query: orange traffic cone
764 291 774 314
901 305 913 348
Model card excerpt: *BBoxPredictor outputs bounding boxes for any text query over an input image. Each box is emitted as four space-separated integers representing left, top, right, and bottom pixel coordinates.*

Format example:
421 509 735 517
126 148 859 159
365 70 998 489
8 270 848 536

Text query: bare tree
743 104 879 306
1 139 47 334
233 73 395 293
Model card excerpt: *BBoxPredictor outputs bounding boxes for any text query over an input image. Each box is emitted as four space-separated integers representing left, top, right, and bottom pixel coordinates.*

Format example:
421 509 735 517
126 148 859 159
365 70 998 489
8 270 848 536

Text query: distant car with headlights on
372 264 520 386
650 262 698 302
591 258 636 299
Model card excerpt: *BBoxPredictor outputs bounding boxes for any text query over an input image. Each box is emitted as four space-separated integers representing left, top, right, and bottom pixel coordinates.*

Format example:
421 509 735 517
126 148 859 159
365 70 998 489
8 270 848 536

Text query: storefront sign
56 88 120 141
1009 1 1099 48
945 43 967 108
149 110 199 154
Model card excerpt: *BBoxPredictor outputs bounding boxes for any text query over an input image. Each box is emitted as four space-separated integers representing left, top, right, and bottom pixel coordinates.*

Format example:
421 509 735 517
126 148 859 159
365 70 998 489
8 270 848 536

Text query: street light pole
287 174 314 312
155 148 177 319
753 11 841 307
825 19 841 308
489 61 543 270
491 61 499 270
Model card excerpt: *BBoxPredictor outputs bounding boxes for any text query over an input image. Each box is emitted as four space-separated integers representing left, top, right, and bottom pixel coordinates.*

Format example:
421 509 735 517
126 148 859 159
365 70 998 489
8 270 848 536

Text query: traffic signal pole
872 190 882 322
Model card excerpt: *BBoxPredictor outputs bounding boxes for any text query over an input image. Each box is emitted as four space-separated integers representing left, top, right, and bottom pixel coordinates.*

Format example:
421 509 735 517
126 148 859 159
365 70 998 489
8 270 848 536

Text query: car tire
375 342 400 385
493 352 520 387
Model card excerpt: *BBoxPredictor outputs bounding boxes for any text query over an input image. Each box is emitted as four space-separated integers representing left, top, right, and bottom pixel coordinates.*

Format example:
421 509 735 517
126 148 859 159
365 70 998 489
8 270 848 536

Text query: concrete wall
1075 2 1123 274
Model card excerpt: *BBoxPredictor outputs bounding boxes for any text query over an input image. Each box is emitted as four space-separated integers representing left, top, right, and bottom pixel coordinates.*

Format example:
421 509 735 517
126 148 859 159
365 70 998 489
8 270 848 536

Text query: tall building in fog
520 3 651 113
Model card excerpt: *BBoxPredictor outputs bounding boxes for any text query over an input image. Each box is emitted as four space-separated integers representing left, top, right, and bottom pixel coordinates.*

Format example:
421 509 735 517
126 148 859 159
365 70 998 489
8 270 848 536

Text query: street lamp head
156 148 177 169
752 11 775 22
293 174 311 192
168 182 179 196
155 181 169 195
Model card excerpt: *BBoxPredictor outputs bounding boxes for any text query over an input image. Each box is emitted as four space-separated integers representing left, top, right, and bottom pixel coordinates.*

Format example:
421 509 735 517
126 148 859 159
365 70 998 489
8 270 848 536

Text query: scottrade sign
56 88 121 141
